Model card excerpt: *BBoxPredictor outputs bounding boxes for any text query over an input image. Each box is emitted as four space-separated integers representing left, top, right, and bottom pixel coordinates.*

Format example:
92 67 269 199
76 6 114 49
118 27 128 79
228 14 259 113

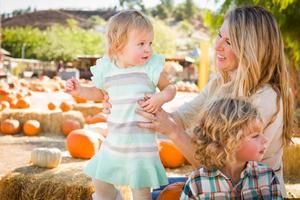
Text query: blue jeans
151 177 187 200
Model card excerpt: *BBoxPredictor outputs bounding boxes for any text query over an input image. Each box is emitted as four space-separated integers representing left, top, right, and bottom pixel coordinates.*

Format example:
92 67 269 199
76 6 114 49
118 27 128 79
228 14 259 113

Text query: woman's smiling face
215 20 238 73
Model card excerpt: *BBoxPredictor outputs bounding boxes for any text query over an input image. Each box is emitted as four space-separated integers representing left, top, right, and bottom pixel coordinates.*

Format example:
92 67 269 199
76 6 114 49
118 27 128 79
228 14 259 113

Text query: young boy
180 98 282 199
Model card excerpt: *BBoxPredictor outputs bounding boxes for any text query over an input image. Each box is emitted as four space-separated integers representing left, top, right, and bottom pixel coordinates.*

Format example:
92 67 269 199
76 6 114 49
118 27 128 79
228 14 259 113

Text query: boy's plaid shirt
180 161 282 200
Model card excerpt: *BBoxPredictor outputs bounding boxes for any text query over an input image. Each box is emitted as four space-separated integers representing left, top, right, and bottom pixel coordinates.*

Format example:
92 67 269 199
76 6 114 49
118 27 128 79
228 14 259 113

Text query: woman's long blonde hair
193 97 260 169
219 6 295 145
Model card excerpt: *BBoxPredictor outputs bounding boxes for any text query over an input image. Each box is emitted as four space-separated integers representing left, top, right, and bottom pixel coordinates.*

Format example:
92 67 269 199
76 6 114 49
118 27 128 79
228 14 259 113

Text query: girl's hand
65 77 80 96
136 105 183 138
102 93 111 114
139 93 165 114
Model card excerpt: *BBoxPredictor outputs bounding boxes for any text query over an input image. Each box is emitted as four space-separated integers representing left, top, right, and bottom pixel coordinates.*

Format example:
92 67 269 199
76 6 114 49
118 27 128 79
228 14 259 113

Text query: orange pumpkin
60 101 72 112
66 129 104 159
16 92 24 99
0 94 14 104
157 182 185 200
73 95 87 104
48 102 57 110
0 119 21 135
158 140 186 168
23 120 41 136
16 98 31 109
85 114 107 124
62 119 82 136
1 101 10 110
0 89 9 96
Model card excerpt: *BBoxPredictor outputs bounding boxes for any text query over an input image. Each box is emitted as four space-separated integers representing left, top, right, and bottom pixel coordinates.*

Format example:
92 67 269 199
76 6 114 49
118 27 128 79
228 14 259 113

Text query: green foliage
2 24 105 61
2 27 46 59
88 15 107 27
151 0 174 19
179 20 194 35
152 19 177 56
119 0 146 11
173 0 198 21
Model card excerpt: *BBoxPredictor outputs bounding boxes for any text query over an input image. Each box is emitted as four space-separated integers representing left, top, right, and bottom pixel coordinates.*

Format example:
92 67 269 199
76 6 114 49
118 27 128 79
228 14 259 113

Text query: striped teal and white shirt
84 53 169 189
180 161 282 200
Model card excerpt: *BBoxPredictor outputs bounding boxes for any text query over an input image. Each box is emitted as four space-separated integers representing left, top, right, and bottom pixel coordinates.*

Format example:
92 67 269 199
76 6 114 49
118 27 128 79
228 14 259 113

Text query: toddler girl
66 10 176 200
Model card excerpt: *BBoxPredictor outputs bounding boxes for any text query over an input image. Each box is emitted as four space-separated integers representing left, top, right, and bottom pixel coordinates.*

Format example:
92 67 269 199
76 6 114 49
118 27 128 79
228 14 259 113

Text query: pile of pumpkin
175 81 199 93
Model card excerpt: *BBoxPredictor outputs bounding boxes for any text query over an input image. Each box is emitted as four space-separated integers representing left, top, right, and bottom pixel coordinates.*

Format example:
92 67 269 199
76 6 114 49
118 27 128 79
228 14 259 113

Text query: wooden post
197 41 210 91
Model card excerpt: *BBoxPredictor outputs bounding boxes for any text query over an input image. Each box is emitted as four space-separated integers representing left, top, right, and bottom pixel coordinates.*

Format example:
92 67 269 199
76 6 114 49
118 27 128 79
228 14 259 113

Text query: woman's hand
136 106 183 139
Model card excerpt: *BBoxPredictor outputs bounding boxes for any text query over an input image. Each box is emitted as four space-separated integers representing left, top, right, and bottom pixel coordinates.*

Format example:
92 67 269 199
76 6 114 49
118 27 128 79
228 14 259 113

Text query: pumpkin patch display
85 114 107 124
0 119 21 135
158 140 186 168
66 129 104 159
73 95 88 104
31 147 62 168
60 101 73 112
62 119 82 136
157 182 185 200
16 98 31 109
0 101 10 110
47 102 57 110
23 120 41 136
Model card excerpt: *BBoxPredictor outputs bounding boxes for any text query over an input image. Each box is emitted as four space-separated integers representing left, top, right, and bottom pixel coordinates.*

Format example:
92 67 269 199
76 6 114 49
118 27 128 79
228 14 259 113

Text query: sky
0 0 224 13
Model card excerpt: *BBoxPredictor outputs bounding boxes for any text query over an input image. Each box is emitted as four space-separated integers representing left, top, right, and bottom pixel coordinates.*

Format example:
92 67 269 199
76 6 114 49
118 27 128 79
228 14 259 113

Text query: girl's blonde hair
218 6 295 145
193 97 260 169
106 10 153 62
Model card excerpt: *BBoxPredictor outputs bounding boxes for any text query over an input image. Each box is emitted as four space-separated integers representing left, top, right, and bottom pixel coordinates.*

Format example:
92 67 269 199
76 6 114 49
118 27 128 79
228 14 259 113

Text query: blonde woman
131 6 294 197
66 10 176 200
180 97 282 199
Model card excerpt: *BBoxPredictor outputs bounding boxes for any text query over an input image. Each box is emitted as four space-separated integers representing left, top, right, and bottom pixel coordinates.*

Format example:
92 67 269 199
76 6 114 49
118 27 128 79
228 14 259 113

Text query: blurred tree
119 0 147 12
88 15 106 28
2 27 45 59
2 24 105 61
152 19 177 56
173 0 198 21
151 0 174 19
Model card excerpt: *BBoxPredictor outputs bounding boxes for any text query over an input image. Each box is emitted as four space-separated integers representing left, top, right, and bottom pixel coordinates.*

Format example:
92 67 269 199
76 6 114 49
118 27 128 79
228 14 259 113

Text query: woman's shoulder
255 84 278 98
251 84 280 108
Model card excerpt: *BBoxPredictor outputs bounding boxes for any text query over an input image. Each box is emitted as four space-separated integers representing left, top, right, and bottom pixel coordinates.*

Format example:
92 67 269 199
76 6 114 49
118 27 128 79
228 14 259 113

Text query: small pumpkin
158 140 186 168
60 101 72 112
1 101 10 110
23 120 41 136
85 114 107 124
16 98 31 109
72 95 87 104
66 129 104 159
48 102 57 110
31 147 62 168
0 119 21 135
62 119 82 136
157 182 185 200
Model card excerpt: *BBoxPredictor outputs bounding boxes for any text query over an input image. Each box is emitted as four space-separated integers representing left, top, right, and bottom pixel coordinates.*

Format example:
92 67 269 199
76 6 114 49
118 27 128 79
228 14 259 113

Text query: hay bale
283 138 300 181
0 110 84 135
0 161 93 200
73 103 103 117
0 159 132 200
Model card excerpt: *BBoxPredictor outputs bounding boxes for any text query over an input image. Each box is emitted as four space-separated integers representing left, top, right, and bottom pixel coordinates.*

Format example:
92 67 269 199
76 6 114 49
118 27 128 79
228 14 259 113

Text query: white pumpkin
31 148 62 168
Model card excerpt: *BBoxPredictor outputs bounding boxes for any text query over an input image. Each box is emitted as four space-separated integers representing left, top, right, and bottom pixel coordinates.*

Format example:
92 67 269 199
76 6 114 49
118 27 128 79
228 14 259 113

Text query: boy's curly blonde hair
192 97 260 169
106 10 153 62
